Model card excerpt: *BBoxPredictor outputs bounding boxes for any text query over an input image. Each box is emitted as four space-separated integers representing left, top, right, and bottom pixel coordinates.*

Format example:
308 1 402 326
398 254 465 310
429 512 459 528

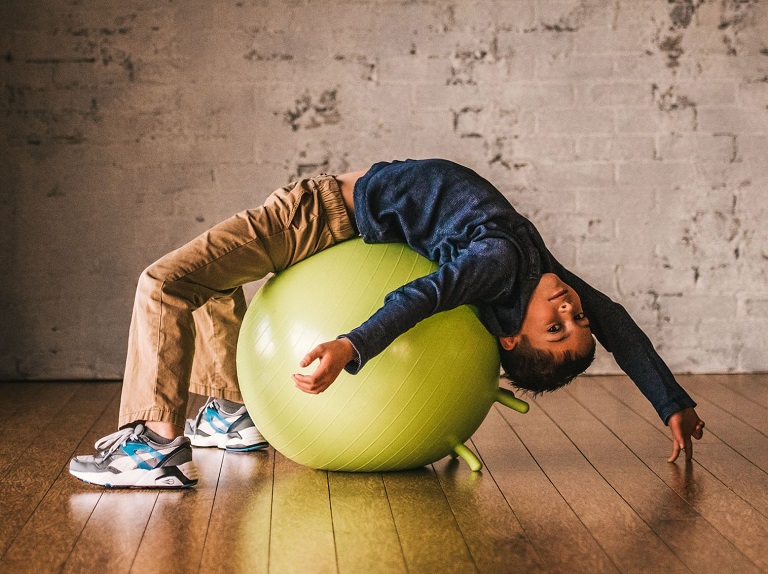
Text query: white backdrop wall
1 0 767 379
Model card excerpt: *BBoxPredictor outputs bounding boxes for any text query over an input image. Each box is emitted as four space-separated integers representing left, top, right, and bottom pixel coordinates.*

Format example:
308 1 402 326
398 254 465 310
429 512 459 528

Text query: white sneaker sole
70 461 199 488
187 426 268 451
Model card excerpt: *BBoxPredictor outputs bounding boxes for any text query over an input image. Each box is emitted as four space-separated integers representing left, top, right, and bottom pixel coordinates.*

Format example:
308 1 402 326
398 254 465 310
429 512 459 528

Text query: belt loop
317 174 356 242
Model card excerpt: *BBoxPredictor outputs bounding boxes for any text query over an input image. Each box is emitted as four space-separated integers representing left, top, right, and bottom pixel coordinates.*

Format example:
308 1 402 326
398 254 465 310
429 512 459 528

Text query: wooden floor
0 375 766 574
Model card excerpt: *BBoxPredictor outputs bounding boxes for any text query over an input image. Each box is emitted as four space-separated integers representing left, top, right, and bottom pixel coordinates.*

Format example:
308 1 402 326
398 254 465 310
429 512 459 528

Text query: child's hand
667 407 705 462
292 338 356 395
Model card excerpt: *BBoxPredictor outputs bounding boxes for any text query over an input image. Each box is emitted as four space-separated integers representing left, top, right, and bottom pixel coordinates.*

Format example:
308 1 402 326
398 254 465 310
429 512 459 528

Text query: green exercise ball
237 238 528 472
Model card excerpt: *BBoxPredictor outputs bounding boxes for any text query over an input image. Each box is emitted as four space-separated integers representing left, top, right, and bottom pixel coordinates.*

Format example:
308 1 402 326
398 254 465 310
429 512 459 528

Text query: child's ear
499 335 521 351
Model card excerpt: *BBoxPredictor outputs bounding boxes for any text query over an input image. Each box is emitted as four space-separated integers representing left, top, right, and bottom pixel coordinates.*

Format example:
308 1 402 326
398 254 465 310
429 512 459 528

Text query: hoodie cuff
337 336 362 374
659 396 698 425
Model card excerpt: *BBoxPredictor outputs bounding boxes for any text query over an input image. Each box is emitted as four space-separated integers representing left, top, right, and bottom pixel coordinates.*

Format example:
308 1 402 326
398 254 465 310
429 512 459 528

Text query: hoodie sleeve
340 239 518 374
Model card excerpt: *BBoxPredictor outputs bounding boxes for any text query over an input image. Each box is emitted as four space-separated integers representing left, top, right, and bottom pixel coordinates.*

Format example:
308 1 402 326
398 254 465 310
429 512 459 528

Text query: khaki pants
119 175 356 429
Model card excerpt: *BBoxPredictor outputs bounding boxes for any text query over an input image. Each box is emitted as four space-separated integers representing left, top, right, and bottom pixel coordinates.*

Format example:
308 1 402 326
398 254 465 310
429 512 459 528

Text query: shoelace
192 397 217 429
94 424 145 458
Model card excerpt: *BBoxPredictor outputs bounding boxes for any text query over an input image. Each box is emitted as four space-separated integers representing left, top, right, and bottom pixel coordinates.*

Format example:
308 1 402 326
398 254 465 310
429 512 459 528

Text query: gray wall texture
1 0 767 380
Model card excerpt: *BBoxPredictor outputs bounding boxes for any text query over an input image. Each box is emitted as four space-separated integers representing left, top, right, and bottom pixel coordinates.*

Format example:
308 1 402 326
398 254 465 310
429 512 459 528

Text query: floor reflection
666 458 701 506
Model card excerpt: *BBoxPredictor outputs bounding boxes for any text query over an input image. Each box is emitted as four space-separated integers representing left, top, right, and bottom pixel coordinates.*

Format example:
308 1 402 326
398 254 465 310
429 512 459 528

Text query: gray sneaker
69 424 198 488
184 398 269 452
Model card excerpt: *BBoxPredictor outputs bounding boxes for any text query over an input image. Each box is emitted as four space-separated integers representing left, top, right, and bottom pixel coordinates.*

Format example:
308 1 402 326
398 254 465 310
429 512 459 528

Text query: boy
69 159 705 488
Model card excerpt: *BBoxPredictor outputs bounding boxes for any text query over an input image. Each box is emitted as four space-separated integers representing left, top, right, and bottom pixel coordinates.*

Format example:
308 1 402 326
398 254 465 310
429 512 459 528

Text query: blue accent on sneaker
204 406 232 433
184 398 269 452
69 424 199 488
122 442 163 471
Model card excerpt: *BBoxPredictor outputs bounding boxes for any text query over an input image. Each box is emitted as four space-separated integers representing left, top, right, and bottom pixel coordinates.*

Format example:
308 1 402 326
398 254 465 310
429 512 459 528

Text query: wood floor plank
713 373 768 409
687 375 768 436
0 382 30 401
597 377 768 519
0 382 119 556
328 472 407 574
501 389 690 574
681 384 768 473
0 382 78 431
0 382 46 428
0 383 82 476
62 489 159 574
571 378 768 572
1 383 115 489
684 442 768 518
197 448 274 574
382 466 477 574
269 453 336 574
432 448 547 574
469 404 619 574
546 383 759 574
129 448 224 574
0 385 121 573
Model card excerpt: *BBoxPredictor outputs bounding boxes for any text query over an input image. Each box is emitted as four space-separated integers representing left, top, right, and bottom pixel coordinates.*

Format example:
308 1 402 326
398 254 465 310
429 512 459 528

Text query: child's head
499 273 595 393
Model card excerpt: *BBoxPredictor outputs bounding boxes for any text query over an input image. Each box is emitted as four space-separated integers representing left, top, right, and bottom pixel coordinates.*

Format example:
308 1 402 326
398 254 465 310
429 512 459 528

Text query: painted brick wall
2 0 767 379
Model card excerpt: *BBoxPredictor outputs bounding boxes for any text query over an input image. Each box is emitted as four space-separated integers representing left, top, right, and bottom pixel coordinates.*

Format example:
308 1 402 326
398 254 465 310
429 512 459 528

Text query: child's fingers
300 343 331 367
299 348 321 368
667 440 682 463
668 422 687 462
293 355 336 394
292 373 326 394
692 420 705 440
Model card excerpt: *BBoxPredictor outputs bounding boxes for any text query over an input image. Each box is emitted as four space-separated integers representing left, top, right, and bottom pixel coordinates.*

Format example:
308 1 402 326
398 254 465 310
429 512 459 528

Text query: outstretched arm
551 260 706 461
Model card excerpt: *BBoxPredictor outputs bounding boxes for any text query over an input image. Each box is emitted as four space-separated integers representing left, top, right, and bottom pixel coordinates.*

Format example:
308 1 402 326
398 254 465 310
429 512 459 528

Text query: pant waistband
314 174 357 242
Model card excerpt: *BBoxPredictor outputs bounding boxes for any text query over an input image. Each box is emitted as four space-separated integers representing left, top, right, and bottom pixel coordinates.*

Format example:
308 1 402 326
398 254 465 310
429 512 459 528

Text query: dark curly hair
500 334 596 394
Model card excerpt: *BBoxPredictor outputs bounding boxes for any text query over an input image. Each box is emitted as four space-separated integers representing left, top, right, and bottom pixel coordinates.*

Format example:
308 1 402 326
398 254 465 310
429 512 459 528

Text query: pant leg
189 288 248 402
118 175 356 429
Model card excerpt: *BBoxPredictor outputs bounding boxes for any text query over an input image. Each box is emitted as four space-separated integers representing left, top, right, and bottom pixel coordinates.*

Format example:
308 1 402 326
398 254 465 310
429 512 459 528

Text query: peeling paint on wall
283 90 341 132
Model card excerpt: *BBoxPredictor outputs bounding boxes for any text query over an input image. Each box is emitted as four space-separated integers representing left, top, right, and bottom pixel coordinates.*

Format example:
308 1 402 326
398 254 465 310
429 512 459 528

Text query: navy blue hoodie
341 159 695 423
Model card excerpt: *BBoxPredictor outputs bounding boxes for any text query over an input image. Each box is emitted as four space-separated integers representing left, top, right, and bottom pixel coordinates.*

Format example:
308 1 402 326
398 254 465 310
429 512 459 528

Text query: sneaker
184 398 268 452
69 424 198 488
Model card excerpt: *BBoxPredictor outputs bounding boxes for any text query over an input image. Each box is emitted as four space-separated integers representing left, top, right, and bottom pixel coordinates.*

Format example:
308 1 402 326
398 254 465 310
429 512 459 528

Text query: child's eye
547 324 562 333
575 313 587 321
